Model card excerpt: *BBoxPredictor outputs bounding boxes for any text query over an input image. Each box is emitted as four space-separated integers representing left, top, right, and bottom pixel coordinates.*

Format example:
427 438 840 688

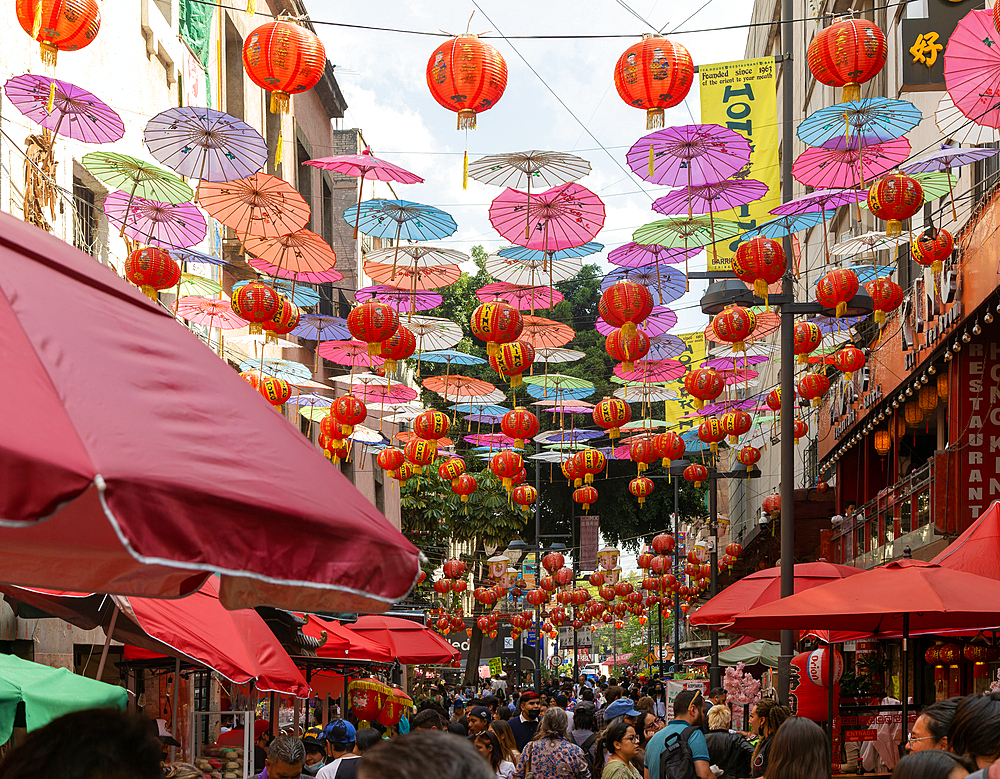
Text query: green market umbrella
0 654 127 742
687 639 780 669
82 152 193 205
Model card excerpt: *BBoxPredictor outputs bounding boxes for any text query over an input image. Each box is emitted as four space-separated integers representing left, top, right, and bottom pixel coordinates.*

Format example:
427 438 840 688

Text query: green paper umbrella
82 152 193 204
177 273 222 297
632 215 741 248
522 373 594 390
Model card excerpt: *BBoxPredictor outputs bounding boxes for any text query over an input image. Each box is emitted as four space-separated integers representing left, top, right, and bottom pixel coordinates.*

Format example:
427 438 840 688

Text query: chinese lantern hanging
762 493 781 517
348 301 400 357
806 18 887 101
404 438 437 473
232 281 281 335
733 237 785 302
698 418 726 454
16 0 100 66
605 327 650 372
793 419 808 443
737 445 761 471
438 457 465 481
500 408 540 449
377 447 406 477
629 476 654 506
766 389 781 412
320 434 349 465
911 228 954 275
683 463 708 488
512 485 538 513
711 305 756 353
684 368 724 409
798 373 831 407
471 301 523 357
721 410 752 444
816 269 860 318
426 35 508 130
833 345 866 382
579 448 607 484
490 450 523 489
867 174 924 237
866 278 904 325
380 325 416 374
873 429 892 456
259 376 291 408
613 34 694 129
562 455 586 488
573 485 599 512
630 438 658 473
124 247 180 301
493 340 535 387
654 431 685 468
793 322 823 364
593 397 632 439
331 395 368 436
599 281 654 338
451 473 478 502
265 299 301 342
243 19 326 114
413 409 450 441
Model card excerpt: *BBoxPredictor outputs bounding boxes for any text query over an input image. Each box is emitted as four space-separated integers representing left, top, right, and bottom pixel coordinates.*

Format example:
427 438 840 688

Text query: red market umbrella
348 615 460 665
932 500 1000 579
302 615 394 663
0 214 419 612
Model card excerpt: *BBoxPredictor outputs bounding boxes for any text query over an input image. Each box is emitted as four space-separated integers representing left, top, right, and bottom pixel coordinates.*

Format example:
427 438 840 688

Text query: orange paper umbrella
198 172 309 238
242 228 337 278
423 375 497 400
396 431 454 447
174 296 246 330
364 261 462 291
519 315 575 350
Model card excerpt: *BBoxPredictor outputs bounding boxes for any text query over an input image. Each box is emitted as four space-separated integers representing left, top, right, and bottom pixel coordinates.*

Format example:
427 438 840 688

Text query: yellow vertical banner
699 57 779 271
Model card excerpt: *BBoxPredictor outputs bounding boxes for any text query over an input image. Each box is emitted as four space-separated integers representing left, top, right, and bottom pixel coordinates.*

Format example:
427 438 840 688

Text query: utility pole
673 476 681 667
709 476 720 689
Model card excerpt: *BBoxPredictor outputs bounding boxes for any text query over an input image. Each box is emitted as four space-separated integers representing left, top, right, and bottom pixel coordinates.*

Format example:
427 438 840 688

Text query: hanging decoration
500 408 539 449
867 173 924 237
793 322 823 364
380 325 417 374
833 346 866 381
264 299 301 343
16 0 101 66
426 34 508 130
798 373 831 407
490 450 523 489
806 18 887 101
471 301 524 357
348 301 401 357
599 281 654 338
403 439 437 473
331 395 367 436
451 473 478 502
593 397 632 440
243 19 326 114
911 228 954 275
605 327 650 373
124 247 180 300
629 476 654 506
816 269 860 318
698 418 726 454
573 485 598 511
630 438 658 473
684 368 724 409
762 494 781 517
491 340 535 387
259 376 291 409
578 449 606 484
654 431 686 468
866 278 904 325
512 484 538 513
733 238 785 301
737 445 761 471
683 463 708 487
712 305 756 354
721 409 752 443
766 388 781 412
562 456 586 488
613 34 694 128
232 281 280 335
793 418 808 443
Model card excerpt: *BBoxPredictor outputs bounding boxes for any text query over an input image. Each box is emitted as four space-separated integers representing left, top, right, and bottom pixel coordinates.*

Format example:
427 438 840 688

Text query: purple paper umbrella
770 188 868 215
355 284 442 313
596 305 677 338
647 334 687 360
901 143 1000 220
103 191 207 249
652 179 769 218
626 124 752 186
701 355 769 370
4 74 124 144
607 243 697 268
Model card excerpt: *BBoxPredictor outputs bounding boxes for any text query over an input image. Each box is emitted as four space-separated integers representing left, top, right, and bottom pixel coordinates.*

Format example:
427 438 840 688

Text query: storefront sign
666 680 709 719
956 338 1000 522
579 516 599 572
845 729 878 742
902 0 976 86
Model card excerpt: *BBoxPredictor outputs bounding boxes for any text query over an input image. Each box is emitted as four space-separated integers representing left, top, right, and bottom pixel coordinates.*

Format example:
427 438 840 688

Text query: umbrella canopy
652 180 768 216
317 340 385 368
646 334 689 360
519 315 575 349
348 615 460 665
81 152 193 204
740 211 834 240
407 316 464 352
468 150 591 189
103 192 207 250
355 285 443 313
174 296 246 330
685 639 780 669
3 74 124 144
305 148 422 183
343 199 457 242
932 501 1000 579
233 278 319 309
626 124 752 186
830 231 915 256
477 281 565 310
363 261 461 291
302 615 394 662
632 216 741 249
242 229 337 278
770 189 867 216
291 314 350 342
0 215 418 611
796 98 922 148
364 245 468 269
935 93 1000 145
792 138 910 189
944 10 1000 129
534 347 586 365
198 173 310 239
485 252 583 287
615 359 686 383
423 375 497 399
420 350 486 366
489 183 605 252
607 243 697 269
0 654 127 743
601 265 687 305
497 242 603 263
144 106 267 183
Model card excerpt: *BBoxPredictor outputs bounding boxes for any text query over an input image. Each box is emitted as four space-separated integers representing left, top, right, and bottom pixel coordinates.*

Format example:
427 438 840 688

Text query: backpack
579 733 598 779
659 725 699 779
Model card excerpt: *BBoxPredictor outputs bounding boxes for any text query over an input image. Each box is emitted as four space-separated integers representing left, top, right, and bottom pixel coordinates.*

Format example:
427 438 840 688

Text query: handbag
523 742 534 779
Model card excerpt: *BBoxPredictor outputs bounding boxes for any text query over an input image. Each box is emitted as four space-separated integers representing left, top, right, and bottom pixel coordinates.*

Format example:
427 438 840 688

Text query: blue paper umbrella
170 248 230 266
238 357 311 382
841 265 894 285
286 393 333 407
342 199 457 242
292 314 351 341
420 349 487 366
233 278 320 308
600 264 687 304
536 429 604 444
497 242 604 262
450 403 510 416
525 383 593 401
464 413 505 425
797 98 922 149
740 211 835 240
681 428 712 453
809 315 867 334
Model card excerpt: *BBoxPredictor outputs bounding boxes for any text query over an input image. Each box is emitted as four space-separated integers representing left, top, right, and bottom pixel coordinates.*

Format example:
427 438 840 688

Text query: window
974 142 1000 207
374 463 385 515
296 139 312 230
73 176 98 257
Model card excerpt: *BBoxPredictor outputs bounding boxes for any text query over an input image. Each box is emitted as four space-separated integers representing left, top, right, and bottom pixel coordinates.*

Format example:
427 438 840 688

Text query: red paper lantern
816 269 860 318
793 322 823 364
737 445 761 471
495 340 535 387
16 0 100 65
124 247 180 301
512 484 538 513
807 19 887 101
651 533 675 555
629 476 654 506
698 418 725 454
490 450 523 489
721 410 752 441
348 301 400 357
593 398 632 439
938 643 962 665
348 678 390 724
259 376 291 407
599 281 654 338
404 438 437 473
866 278 904 326
442 558 467 579
793 418 809 443
605 327 650 372
762 493 781 517
319 433 348 464
911 228 954 275
501 407 540 449
578 448 607 484
683 463 708 487
653 431 685 467
426 35 508 129
451 473 478 502
438 457 465 481
867 174 924 237
726 542 743 557
471 302 523 357
573 485 599 511
377 447 405 477
798 373 831 407
613 34 694 129
380 325 416 373
562 456 586 488
766 388 781 412
332 395 367 436
264 298 301 337
733 238 785 301
395 462 415 483
833 345 866 381
684 368 724 409
542 552 565 573
414 409 450 441
630 438 658 473
243 20 326 114
712 305 756 353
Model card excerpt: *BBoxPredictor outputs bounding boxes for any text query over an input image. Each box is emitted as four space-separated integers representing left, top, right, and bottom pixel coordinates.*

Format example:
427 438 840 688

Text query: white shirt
316 754 359 779
497 761 516 779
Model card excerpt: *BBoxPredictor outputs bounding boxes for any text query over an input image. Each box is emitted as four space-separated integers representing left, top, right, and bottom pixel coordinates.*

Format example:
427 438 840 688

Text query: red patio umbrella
0 213 419 612
303 615 394 663
348 615 460 665
932 500 1000 579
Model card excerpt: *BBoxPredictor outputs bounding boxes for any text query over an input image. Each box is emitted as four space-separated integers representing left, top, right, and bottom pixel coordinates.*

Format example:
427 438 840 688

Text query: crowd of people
1 686 999 779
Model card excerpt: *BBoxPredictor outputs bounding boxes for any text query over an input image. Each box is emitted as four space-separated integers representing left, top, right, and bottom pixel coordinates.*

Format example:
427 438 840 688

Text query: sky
309 0 755 333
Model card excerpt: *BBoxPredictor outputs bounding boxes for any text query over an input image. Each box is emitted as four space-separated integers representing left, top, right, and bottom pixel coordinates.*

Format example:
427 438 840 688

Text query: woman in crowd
595 721 643 779
749 699 790 778
475 730 516 779
763 717 830 779
949 692 1000 770
513 708 590 779
490 719 521 765
705 704 754 779
907 698 961 754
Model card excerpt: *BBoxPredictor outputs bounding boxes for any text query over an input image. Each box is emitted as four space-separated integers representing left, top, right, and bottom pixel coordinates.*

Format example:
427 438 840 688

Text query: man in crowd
644 689 713 779
302 726 327 776
605 697 642 727
507 690 543 750
596 685 623 730
317 720 356 779
261 735 304 779
466 705 493 737
709 688 728 708
411 708 446 730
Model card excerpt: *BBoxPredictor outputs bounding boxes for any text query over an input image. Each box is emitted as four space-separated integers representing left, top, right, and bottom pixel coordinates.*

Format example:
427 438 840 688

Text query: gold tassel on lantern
754 278 768 300
246 0 256 14
274 131 284 169
47 82 55 114
270 91 290 114
510 374 522 388
31 0 42 39
249 323 263 335
368 342 382 357
886 219 902 238
463 151 469 190
487 342 500 357
875 310 886 326
457 109 477 130
648 145 655 178
842 83 860 102
623 360 635 372
646 107 665 129
140 285 158 301
932 260 943 275
836 301 847 318
622 322 637 339
40 42 58 68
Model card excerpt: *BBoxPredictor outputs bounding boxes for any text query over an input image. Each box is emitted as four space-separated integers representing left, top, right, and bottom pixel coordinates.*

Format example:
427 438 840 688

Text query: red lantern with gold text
766 388 781 412
807 19 887 101
414 409 450 441
263 298 300 339
654 431 685 468
793 322 823 364
599 281 653 338
380 325 416 373
793 418 808 443
606 327 650 372
579 448 606 484
438 457 465 481
490 450 523 489
320 434 349 464
721 410 752 443
698 418 725 454
259 376 291 408
911 228 954 275
737 445 761 471
377 447 405 477
593 397 632 439
562 456 586 489
833 346 866 382
630 438 658 473
348 301 400 357
124 247 180 301
512 485 537 514
613 34 694 129
471 302 523 357
798 373 831 407
451 473 478 502
762 494 781 518
243 20 326 113
816 269 860 318
232 282 281 334
426 35 507 129
574 485 599 512
684 368 724 409
684 463 708 488
866 278 904 326
712 305 756 353
404 438 436 473
501 408 539 449
867 174 924 237
395 462 415 483
629 476 654 507
733 238 785 302
16 0 100 66
495 340 535 387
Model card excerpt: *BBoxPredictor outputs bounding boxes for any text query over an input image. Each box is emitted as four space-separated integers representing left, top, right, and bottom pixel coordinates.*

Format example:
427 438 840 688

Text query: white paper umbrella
614 386 679 403
407 316 464 352
831 231 917 256
935 94 1000 146
468 150 591 189
485 252 583 286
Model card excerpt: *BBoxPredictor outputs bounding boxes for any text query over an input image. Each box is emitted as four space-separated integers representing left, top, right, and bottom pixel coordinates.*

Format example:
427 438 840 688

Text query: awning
302 615 394 663
348 615 460 665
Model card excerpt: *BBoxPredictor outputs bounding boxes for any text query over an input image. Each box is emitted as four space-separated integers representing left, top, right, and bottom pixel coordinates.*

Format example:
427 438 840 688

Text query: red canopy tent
348 615 460 665
0 212 418 612
302 615 394 663
932 500 1000 579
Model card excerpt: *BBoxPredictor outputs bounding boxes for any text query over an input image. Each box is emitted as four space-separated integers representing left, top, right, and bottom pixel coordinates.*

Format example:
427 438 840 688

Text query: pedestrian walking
907 698 961 753
261 735 305 779
949 692 1000 770
748 699 789 778
595 721 643 779
892 750 974 779
513 708 590 779
475 730 517 779
509 691 543 751
317 721 356 779
704 704 753 779
571 701 599 763
644 688 713 779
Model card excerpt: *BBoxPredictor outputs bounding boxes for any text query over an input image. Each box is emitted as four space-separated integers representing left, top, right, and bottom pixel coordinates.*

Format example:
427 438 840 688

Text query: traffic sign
645 652 657 664
548 654 563 668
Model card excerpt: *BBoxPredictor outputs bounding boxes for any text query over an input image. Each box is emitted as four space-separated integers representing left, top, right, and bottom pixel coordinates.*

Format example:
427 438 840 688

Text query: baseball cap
605 698 642 719
468 705 492 722
453 697 466 708
303 725 325 749
322 719 356 746
155 718 181 747
519 691 540 702
575 701 597 713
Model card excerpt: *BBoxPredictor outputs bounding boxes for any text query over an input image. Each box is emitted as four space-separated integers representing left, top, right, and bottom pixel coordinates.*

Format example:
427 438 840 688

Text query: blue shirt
644 719 710 779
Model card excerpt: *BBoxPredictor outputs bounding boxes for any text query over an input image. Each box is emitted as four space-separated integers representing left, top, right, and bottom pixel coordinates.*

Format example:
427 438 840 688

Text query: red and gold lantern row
414 409 450 441
512 484 538 513
471 301 523 357
124 247 180 301
380 325 416 373
232 281 280 334
911 228 954 276
816 269 860 318
793 418 808 443
243 20 326 114
867 173 924 237
16 0 100 66
438 457 465 481
320 433 348 465
573 485 598 512
629 476 654 506
501 408 539 449
654 431 685 467
348 678 391 727
605 327 650 372
562 456 585 488
451 473 478 502
737 445 761 470
348 301 400 357
711 305 756 353
377 447 405 478
630 438 658 473
404 438 437 473
798 373 831 407
683 463 708 488
259 376 291 408
331 395 367 436
494 340 535 387
793 322 823 364
866 278 904 326
806 18 887 101
426 35 508 130
613 34 694 129
698 417 725 454
684 368 724 409
579 448 606 484
490 450 523 489
599 281 654 338
762 493 781 517
593 397 632 439
733 237 785 301
833 346 866 382
721 410 752 443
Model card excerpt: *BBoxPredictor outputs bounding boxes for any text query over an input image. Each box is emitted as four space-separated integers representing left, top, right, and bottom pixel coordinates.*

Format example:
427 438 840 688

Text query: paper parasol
607 243 697 269
476 282 565 310
626 124 752 186
792 138 910 190
935 93 1000 146
82 151 192 205
519 315 575 350
198 173 310 239
174 296 245 330
355 285 442 313
4 74 124 144
242 229 338 282
317 340 386 368
103 191 207 249
292 314 351 341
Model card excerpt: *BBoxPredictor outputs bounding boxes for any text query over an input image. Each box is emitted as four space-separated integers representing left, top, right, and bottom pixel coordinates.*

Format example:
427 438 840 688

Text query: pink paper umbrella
476 282 565 310
104 191 206 249
465 433 520 448
614 359 686 383
607 243 697 269
944 10 1000 130
489 182 605 253
353 384 418 404
792 138 910 190
3 74 125 145
627 124 752 186
317 340 386 368
596 305 677 337
718 368 759 386
174 296 246 330
652 179 769 218
355 285 442 313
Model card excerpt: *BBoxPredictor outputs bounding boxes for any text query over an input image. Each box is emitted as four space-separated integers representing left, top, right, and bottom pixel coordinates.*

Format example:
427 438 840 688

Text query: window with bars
73 176 98 257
